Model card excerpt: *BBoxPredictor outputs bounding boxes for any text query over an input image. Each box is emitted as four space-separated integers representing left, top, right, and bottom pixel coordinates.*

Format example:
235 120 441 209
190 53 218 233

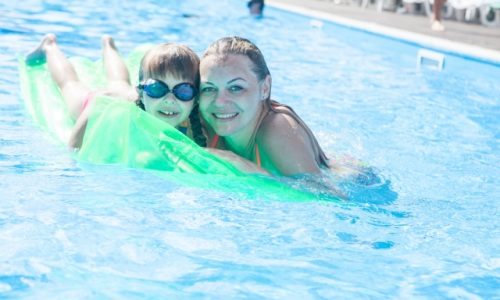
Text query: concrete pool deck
267 0 500 63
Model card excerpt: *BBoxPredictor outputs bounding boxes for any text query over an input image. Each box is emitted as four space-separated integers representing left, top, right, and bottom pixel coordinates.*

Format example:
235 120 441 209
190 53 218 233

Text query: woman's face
199 54 270 140
141 73 195 128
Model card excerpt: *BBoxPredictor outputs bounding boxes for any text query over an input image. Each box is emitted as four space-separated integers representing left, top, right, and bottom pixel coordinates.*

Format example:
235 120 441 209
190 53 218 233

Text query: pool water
1 0 499 298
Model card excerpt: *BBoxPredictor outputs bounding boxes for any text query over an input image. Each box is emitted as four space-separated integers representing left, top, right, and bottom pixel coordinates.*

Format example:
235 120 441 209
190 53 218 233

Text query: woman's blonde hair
202 36 270 82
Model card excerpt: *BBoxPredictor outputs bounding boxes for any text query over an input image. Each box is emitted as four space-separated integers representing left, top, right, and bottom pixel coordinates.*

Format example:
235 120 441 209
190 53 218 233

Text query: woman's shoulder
256 103 322 175
257 104 308 147
260 101 302 132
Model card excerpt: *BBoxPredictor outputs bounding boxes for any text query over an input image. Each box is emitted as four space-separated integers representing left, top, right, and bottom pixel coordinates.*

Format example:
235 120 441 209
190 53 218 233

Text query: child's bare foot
101 35 117 51
25 33 57 66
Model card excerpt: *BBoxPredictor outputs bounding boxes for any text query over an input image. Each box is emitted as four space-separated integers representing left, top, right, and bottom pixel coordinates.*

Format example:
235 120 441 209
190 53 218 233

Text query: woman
198 36 330 176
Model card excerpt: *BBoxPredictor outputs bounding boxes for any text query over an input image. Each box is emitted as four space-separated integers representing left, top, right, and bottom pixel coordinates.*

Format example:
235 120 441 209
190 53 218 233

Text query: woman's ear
261 74 272 100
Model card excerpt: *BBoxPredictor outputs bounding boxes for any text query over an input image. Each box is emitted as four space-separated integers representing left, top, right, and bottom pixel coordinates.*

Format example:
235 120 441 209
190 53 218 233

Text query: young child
26 34 205 149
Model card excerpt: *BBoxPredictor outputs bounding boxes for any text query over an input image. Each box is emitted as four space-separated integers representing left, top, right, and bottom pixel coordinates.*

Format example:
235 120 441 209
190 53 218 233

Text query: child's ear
136 86 145 99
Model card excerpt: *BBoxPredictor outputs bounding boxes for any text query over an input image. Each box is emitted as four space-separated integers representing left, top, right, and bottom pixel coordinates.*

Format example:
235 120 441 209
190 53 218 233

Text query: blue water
1 0 499 298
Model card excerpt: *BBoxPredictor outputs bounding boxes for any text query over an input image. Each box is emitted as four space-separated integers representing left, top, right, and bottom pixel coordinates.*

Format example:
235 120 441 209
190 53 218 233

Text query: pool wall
267 0 500 66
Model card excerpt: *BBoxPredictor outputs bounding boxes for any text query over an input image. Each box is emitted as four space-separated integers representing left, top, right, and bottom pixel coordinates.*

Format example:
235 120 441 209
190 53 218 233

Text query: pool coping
267 0 500 66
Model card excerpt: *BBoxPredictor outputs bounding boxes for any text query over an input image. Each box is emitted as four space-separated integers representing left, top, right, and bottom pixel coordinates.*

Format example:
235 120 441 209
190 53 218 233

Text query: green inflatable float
19 45 340 202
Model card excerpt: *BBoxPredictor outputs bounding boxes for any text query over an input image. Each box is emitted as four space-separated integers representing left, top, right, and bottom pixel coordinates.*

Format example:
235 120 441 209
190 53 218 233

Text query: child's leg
26 34 92 120
101 35 138 102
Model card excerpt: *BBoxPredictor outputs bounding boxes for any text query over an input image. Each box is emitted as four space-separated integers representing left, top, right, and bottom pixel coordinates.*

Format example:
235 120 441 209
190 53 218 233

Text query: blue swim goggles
138 79 197 102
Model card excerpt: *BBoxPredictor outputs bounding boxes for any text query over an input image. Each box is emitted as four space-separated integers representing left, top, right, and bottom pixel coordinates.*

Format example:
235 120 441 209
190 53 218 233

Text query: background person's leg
431 0 445 31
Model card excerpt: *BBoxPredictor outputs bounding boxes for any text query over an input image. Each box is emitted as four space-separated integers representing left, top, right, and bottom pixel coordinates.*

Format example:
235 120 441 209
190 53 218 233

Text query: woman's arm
206 148 269 175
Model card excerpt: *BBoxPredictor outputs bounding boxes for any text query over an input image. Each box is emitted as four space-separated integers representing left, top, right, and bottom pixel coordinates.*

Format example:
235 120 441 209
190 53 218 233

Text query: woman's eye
228 85 243 93
200 86 216 94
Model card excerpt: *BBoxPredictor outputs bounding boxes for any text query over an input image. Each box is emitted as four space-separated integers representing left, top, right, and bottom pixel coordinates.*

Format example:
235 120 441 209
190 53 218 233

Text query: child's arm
68 106 91 149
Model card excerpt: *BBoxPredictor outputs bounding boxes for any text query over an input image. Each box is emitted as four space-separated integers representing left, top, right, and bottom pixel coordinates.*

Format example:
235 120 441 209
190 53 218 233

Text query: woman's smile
212 112 239 120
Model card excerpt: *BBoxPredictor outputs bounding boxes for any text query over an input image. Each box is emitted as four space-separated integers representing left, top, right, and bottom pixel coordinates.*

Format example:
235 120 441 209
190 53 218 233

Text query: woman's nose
213 90 228 106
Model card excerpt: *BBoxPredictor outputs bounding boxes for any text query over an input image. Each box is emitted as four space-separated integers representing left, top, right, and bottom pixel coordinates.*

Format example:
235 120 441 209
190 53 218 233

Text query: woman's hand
206 148 269 175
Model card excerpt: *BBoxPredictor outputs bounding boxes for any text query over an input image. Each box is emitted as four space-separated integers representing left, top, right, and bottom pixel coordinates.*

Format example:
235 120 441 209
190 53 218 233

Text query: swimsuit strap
255 143 261 168
81 92 96 113
209 134 220 148
177 120 189 135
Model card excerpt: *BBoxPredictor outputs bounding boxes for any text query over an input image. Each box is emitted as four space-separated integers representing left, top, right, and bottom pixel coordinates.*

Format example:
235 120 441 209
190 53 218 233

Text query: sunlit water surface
1 0 499 298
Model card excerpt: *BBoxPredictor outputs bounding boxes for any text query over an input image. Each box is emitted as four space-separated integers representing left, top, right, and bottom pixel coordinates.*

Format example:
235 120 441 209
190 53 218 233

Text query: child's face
141 74 195 128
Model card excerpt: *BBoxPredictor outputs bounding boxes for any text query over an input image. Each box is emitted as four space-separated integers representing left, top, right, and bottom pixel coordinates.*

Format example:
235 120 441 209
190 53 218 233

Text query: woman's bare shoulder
260 109 300 135
257 110 320 175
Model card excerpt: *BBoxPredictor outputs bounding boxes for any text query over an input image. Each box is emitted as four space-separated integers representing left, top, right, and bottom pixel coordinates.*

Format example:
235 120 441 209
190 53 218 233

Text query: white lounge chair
447 0 500 26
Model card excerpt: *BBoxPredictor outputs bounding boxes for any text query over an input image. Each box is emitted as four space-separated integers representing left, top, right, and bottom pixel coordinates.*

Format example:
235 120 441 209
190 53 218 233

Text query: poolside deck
267 0 500 53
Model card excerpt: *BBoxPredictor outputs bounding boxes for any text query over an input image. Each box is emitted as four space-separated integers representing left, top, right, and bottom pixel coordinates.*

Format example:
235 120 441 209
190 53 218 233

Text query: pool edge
267 1 500 66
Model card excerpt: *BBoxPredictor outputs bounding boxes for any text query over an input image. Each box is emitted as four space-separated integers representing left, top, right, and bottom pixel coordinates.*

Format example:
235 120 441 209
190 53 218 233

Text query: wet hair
202 36 270 84
136 43 206 147
138 43 199 83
